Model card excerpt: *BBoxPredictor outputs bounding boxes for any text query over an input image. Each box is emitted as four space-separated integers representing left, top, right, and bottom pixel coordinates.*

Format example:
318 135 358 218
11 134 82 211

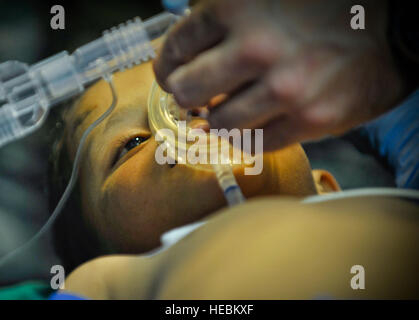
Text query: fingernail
167 72 188 105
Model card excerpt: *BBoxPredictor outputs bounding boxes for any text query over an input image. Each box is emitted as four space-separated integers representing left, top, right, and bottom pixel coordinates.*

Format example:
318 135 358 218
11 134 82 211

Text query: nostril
169 160 177 168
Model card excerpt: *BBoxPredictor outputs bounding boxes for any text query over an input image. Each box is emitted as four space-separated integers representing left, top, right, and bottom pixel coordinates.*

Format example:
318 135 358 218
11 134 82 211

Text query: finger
207 79 285 131
262 103 339 151
207 62 305 131
261 115 305 151
167 31 280 108
153 0 235 90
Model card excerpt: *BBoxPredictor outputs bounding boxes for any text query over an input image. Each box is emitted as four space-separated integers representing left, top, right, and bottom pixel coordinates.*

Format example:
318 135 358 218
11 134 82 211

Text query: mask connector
0 12 178 149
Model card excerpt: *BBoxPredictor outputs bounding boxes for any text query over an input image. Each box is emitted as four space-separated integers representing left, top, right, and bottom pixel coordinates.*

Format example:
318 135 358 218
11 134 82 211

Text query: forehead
68 62 155 137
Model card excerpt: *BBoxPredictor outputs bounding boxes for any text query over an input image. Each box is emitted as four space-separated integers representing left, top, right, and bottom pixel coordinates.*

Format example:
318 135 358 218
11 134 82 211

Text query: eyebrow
70 101 148 138
104 103 147 132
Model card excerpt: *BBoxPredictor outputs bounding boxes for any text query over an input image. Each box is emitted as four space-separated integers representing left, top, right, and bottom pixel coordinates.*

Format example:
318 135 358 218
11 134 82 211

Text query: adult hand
153 0 404 151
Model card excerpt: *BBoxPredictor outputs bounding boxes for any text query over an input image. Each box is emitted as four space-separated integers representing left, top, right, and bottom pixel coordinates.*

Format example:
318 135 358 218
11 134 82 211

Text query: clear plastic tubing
0 12 178 148
212 162 246 206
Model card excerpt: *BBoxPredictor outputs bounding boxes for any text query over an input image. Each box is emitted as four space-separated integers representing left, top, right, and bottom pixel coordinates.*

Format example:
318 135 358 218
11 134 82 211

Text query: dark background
0 0 164 63
0 0 395 286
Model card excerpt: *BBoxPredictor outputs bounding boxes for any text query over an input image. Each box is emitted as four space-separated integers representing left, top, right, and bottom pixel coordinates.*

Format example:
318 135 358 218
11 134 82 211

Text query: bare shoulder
185 195 419 243
156 196 419 299
63 196 419 299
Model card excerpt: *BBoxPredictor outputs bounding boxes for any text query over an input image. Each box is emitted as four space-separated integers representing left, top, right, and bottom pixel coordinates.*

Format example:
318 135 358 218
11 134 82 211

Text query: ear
312 169 341 194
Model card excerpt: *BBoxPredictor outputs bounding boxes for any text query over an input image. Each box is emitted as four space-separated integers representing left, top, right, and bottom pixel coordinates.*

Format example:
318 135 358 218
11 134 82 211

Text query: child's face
63 62 318 254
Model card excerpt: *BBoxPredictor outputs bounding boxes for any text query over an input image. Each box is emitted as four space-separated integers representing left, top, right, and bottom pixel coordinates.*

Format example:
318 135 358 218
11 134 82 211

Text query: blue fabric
162 0 189 14
363 89 419 189
48 291 87 300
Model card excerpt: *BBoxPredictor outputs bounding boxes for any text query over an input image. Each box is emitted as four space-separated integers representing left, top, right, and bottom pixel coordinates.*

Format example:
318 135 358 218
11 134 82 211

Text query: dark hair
47 102 105 273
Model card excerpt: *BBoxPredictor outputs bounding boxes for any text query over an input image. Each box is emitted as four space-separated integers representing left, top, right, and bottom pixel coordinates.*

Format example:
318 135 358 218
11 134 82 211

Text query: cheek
97 141 226 252
99 145 170 251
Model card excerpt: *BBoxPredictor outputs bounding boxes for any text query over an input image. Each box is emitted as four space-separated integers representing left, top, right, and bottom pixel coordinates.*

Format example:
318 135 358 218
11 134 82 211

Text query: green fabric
0 281 53 300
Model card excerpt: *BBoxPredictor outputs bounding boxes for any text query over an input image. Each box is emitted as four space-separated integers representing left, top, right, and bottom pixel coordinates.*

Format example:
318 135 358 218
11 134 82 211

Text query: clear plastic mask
147 81 242 171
